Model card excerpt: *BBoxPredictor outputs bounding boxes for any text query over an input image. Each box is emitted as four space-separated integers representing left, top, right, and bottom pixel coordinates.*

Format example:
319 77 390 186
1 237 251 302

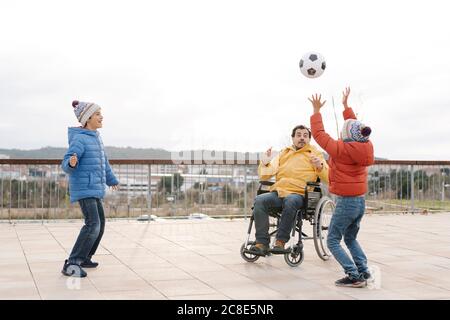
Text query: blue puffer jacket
61 127 119 203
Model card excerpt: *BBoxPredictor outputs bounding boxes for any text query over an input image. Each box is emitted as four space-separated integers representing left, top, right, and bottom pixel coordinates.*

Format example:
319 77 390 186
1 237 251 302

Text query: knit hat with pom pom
72 100 100 127
341 119 371 142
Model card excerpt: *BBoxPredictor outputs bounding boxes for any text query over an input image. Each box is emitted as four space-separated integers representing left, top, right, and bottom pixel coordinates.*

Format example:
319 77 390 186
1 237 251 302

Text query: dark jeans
327 196 368 279
68 197 105 265
253 192 304 246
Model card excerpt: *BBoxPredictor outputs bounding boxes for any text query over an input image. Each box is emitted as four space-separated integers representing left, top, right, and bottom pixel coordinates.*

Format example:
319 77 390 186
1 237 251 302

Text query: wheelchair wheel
313 196 335 260
240 241 260 263
284 245 304 267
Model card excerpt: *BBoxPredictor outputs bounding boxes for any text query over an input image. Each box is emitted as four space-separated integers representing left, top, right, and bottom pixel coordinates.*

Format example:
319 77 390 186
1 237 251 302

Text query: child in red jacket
309 87 374 288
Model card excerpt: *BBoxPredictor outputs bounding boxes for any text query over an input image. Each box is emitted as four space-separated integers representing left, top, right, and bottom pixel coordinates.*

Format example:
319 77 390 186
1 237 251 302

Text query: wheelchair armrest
259 180 275 186
305 181 322 195
306 182 321 188
257 181 274 195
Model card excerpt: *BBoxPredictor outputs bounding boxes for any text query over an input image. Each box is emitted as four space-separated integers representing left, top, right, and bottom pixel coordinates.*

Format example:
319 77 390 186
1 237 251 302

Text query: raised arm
342 86 357 120
309 94 341 159
258 147 280 180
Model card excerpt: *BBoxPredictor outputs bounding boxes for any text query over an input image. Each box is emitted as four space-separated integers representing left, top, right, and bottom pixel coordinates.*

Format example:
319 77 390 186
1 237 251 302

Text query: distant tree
368 169 432 200
158 173 184 193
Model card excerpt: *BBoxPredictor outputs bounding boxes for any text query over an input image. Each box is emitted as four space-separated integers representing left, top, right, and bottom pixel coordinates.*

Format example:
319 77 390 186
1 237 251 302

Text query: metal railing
1 159 449 222
367 160 450 213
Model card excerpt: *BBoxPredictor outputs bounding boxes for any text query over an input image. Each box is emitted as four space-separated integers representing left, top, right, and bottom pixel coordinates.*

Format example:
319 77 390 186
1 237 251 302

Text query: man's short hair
291 125 311 138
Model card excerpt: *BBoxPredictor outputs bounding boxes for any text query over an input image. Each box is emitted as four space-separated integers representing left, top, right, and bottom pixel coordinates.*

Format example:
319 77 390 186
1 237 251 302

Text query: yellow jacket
258 144 329 197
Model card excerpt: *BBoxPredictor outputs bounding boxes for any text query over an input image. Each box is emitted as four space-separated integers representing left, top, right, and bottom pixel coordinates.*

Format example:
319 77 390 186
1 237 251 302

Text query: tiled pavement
0 212 449 300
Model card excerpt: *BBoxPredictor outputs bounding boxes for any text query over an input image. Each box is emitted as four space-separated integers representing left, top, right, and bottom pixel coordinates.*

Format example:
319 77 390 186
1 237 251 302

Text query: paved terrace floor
0 212 449 300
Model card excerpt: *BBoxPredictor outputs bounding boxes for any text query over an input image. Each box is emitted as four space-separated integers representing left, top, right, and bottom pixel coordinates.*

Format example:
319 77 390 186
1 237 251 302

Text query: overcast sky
1 0 449 160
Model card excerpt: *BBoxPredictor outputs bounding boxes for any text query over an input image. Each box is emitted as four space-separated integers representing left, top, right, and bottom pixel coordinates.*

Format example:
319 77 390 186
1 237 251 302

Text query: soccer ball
299 52 326 79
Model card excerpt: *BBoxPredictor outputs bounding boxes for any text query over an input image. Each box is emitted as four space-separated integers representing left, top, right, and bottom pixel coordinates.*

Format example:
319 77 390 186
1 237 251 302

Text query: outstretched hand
261 146 273 165
308 94 326 114
69 153 78 168
265 147 273 158
310 155 323 171
342 87 351 108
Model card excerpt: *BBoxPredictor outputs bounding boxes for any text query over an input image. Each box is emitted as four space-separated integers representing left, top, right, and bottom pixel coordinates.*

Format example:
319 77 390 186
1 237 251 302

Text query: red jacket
310 108 374 196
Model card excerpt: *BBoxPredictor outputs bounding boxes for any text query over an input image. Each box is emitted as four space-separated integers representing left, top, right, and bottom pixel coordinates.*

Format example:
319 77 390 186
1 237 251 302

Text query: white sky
1 0 449 160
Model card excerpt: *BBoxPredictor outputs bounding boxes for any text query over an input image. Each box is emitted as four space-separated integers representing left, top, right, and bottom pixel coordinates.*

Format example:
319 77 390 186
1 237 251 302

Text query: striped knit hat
72 100 101 126
341 119 372 142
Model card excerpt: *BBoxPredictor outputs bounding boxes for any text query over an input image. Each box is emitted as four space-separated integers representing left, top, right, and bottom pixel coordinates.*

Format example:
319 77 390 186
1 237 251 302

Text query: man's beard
294 141 305 150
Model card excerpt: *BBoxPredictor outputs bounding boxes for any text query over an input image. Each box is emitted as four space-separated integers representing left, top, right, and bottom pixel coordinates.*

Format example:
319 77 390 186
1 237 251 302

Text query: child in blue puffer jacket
61 100 119 277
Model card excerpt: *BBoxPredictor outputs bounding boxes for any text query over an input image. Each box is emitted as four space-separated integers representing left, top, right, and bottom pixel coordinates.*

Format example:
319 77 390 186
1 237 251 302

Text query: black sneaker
361 272 371 280
80 260 99 268
61 260 87 278
335 276 366 288
247 243 269 256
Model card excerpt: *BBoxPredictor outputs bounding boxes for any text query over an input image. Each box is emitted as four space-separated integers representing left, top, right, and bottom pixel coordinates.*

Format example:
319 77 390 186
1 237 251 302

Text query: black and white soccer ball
299 52 326 79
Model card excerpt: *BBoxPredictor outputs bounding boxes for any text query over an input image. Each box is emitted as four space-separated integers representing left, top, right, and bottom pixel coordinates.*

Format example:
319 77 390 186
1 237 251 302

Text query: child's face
86 109 103 129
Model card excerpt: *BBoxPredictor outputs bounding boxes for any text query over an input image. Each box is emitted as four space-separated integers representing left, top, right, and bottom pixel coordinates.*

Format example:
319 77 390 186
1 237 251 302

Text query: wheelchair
240 180 335 267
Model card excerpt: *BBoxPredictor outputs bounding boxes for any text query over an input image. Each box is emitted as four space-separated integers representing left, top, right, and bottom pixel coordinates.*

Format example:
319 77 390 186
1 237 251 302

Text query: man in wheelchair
247 125 329 256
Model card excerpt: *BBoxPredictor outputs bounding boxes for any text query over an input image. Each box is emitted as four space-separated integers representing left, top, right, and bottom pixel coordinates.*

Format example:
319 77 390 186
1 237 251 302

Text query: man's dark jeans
253 192 304 245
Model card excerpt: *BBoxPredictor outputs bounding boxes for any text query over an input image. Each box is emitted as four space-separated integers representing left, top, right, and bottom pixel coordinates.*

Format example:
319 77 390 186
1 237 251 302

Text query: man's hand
308 94 326 114
69 153 78 168
261 147 273 165
342 87 351 109
310 155 323 171
111 185 119 191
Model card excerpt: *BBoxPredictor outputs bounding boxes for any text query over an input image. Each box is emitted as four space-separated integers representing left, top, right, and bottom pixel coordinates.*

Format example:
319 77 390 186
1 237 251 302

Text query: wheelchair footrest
243 247 271 257
269 247 292 255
